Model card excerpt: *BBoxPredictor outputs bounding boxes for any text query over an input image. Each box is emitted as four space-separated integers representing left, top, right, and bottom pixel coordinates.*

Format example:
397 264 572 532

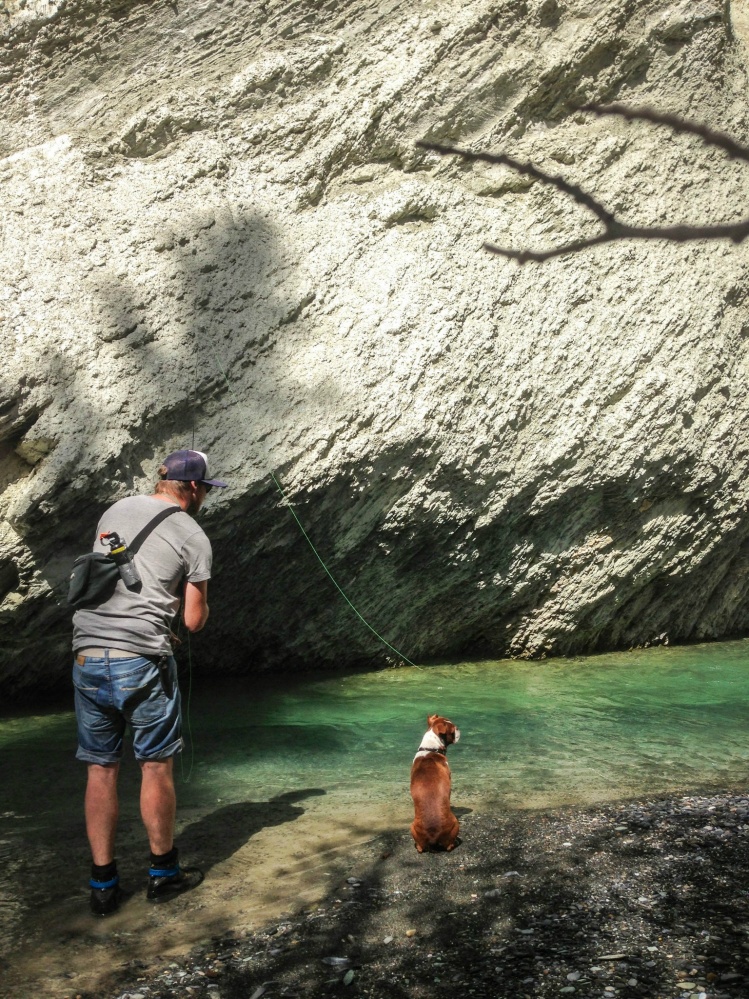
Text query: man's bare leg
140 756 203 901
85 762 120 865
139 757 176 854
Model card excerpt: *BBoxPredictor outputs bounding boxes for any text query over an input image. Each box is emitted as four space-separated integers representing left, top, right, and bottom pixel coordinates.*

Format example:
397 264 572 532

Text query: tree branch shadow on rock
418 105 749 263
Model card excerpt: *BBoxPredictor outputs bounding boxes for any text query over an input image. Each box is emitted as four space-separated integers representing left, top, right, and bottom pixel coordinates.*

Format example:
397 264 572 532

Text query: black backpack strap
128 504 181 553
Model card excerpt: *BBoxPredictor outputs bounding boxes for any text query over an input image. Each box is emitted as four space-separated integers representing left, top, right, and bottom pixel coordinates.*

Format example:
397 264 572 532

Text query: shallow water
183 639 749 812
4 640 749 825
4 640 749 995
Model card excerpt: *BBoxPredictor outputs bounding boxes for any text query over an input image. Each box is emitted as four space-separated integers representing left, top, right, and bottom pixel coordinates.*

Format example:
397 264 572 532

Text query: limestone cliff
2 0 749 697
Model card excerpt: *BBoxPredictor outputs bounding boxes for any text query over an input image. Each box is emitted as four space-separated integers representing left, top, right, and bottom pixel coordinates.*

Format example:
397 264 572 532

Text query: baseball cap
161 449 228 488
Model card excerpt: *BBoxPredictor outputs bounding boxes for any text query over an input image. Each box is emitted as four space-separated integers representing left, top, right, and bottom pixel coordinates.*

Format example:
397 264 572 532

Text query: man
72 449 227 916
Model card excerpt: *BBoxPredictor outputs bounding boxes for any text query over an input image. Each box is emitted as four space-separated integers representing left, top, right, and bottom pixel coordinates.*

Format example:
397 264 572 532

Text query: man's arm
183 580 209 632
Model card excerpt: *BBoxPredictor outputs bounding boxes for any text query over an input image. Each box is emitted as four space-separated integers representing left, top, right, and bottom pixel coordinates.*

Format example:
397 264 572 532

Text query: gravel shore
80 789 749 999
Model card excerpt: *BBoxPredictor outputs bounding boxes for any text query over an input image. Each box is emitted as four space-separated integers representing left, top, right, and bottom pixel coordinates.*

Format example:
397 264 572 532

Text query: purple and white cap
161 449 228 488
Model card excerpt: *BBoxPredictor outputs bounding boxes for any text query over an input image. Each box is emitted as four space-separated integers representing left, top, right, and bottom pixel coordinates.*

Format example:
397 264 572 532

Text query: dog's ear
427 713 438 728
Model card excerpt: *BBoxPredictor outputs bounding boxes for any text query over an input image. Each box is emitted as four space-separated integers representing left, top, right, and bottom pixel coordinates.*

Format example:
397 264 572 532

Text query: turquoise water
188 640 749 809
3 640 749 821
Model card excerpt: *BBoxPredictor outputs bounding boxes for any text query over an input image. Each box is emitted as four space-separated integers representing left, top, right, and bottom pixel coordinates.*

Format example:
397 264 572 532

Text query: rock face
2 0 749 697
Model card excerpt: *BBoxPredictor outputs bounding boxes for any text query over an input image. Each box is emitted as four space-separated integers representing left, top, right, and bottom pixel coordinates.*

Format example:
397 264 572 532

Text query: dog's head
427 713 460 746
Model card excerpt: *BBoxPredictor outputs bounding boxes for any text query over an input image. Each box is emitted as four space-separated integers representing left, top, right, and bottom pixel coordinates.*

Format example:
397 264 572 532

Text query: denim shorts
73 653 183 764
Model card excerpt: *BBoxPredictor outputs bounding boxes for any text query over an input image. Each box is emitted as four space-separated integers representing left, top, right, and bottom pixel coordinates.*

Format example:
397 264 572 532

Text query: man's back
72 495 211 657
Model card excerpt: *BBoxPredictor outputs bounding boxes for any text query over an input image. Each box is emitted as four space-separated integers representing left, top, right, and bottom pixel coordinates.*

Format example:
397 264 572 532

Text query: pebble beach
57 790 749 999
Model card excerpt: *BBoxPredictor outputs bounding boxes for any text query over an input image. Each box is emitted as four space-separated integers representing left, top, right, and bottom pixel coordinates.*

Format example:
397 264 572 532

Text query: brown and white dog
410 713 461 853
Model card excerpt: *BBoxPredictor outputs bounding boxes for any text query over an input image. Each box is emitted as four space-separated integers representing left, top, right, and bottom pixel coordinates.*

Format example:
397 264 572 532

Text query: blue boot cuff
149 865 180 878
90 874 120 889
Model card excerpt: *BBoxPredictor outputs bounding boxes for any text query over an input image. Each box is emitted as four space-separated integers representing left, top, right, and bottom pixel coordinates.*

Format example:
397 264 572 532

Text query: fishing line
177 326 418 783
180 329 199 782
207 347 419 668
269 471 419 667
179 629 196 782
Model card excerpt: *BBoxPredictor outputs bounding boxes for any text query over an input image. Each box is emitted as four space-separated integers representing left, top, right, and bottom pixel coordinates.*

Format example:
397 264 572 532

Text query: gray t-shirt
73 495 212 656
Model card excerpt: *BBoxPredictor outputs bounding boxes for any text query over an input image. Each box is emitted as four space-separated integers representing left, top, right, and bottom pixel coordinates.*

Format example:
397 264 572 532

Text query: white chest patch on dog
413 728 449 761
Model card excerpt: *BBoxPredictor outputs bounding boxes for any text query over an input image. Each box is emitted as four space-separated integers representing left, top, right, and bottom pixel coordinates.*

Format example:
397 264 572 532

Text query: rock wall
2 0 749 697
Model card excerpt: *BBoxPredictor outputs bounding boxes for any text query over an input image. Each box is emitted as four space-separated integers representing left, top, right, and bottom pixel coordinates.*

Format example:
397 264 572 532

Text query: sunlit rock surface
2 0 749 696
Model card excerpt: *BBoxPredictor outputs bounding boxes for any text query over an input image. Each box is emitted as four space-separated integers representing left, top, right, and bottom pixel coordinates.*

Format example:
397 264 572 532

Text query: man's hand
183 580 209 632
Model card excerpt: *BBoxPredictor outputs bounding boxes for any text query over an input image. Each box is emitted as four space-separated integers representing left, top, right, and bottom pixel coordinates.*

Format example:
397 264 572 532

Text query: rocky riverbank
53 790 749 999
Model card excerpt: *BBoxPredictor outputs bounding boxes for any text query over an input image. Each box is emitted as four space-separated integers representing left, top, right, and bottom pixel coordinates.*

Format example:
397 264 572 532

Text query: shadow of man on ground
178 788 327 872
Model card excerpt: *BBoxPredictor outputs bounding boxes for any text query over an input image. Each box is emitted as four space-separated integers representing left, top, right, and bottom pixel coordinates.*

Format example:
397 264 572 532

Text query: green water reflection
3 640 749 818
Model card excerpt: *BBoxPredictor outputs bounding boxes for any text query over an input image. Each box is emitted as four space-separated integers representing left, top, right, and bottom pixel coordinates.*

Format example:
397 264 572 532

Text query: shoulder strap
129 504 181 554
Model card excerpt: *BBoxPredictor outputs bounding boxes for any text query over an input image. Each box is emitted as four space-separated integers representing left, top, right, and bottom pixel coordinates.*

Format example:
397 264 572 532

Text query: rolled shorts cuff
75 746 123 765
134 736 184 763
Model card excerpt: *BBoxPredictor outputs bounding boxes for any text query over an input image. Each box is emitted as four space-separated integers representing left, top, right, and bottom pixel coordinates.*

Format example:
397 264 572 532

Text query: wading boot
147 863 204 903
90 875 124 917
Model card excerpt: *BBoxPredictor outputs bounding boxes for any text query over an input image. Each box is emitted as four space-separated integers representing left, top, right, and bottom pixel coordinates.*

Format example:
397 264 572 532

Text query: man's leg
85 762 125 916
85 762 120 865
131 659 202 902
139 755 203 902
139 757 176 854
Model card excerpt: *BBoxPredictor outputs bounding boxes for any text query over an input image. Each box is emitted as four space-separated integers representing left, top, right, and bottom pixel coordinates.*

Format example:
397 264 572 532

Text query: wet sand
0 791 414 998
